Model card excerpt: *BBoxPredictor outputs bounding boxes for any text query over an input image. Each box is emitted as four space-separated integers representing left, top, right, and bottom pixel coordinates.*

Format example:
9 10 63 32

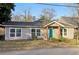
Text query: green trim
48 28 53 39
52 29 55 38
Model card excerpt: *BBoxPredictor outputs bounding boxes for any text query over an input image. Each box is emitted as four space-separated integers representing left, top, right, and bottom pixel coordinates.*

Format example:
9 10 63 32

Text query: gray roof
2 20 42 27
3 16 79 28
59 22 77 28
59 16 79 28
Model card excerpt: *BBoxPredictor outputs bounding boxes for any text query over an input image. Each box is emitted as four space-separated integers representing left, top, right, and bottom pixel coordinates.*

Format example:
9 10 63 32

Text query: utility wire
35 3 79 8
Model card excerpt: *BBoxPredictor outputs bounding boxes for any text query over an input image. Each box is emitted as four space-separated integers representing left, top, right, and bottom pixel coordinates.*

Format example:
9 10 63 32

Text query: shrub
32 36 38 40
0 35 5 41
49 37 71 43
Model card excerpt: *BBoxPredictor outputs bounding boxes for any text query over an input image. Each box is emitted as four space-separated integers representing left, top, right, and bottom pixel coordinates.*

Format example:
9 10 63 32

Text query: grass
0 39 79 51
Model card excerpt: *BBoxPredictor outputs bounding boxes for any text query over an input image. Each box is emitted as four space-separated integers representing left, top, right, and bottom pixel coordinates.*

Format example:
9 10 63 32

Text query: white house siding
62 27 74 39
22 28 32 39
5 27 31 40
5 27 9 40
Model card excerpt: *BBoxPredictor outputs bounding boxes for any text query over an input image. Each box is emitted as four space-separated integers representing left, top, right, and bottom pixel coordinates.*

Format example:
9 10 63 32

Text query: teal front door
48 28 53 39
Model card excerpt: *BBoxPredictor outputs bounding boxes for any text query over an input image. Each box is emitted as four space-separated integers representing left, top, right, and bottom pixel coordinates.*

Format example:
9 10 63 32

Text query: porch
42 21 66 40
48 26 63 39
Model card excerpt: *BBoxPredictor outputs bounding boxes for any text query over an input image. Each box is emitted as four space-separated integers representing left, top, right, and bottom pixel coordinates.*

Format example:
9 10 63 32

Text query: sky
12 3 77 19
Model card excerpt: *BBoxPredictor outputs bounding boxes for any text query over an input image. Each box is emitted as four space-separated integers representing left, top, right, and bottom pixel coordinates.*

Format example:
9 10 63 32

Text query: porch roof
44 21 77 28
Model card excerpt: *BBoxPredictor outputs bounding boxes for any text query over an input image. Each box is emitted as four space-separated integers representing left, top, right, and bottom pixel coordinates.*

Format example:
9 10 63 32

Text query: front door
48 27 60 39
48 28 53 39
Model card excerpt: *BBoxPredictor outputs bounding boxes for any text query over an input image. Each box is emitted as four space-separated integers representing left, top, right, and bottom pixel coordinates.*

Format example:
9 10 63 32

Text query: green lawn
0 39 79 51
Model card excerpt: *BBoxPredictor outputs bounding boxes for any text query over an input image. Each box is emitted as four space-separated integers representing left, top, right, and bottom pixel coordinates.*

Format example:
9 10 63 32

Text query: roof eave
2 25 42 28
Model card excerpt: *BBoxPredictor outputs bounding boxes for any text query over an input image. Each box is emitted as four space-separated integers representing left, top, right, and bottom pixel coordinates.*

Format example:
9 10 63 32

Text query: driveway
0 48 79 55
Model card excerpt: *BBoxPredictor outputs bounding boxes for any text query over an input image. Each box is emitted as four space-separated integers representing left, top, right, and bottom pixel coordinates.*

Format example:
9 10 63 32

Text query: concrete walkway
0 48 79 55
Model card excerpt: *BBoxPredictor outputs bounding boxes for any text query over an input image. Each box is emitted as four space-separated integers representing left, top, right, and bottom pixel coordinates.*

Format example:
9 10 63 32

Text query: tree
12 8 33 22
76 3 79 16
65 3 77 16
12 15 25 21
39 8 55 25
41 8 55 20
0 3 15 24
23 8 33 22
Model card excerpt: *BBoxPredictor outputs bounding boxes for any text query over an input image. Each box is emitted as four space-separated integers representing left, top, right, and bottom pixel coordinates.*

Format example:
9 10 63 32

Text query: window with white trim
16 29 21 37
64 29 67 36
10 28 21 37
37 29 40 36
31 29 41 37
31 29 36 37
10 29 15 37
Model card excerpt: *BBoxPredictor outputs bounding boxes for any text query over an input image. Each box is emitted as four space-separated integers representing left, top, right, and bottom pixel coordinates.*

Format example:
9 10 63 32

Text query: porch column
61 27 64 38
58 26 61 39
41 27 48 40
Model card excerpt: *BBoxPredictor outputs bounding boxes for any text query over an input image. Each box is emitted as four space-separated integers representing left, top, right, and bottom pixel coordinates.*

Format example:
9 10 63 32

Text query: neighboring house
58 16 79 39
1 16 79 40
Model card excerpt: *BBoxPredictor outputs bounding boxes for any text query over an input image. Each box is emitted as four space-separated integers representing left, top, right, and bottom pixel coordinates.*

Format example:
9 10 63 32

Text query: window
31 29 41 37
37 29 40 36
10 29 15 37
31 29 36 37
16 29 21 37
10 28 21 37
64 29 67 36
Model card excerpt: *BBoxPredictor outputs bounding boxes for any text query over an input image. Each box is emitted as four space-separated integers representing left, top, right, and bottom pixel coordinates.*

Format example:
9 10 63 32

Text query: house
2 16 79 40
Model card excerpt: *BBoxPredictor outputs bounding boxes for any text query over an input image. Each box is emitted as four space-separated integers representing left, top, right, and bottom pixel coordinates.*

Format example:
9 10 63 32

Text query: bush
49 37 71 43
32 36 38 40
0 35 5 41
49 38 61 42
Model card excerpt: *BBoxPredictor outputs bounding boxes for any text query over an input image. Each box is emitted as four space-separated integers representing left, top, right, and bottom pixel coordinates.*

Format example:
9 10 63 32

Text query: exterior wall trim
9 28 22 39
44 21 65 27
